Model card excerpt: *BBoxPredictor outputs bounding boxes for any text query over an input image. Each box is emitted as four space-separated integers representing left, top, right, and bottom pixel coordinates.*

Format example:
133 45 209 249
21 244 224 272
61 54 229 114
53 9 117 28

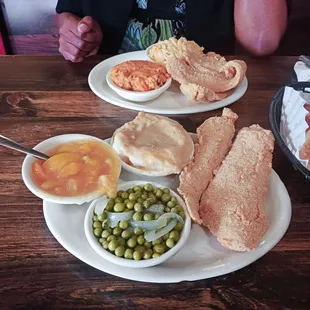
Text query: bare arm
234 0 288 56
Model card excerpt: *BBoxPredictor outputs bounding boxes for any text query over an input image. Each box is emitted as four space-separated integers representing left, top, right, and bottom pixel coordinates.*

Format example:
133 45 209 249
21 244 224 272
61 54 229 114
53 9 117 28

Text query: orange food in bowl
110 60 170 92
32 140 120 197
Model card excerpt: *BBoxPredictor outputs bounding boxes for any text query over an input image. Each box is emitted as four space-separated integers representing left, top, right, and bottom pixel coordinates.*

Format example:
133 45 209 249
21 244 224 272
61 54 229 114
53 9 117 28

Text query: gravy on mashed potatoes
112 112 194 175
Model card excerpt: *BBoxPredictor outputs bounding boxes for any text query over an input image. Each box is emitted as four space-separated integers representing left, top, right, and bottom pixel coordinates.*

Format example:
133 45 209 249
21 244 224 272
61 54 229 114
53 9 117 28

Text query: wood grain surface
0 55 310 310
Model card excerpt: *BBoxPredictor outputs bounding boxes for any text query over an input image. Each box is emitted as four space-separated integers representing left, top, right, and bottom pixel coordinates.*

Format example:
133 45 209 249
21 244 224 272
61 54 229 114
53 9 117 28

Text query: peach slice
41 180 63 190
44 153 83 172
59 162 82 177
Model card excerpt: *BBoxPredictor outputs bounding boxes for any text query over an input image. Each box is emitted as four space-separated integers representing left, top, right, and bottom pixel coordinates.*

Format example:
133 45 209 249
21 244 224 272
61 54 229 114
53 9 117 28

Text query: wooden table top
0 55 309 310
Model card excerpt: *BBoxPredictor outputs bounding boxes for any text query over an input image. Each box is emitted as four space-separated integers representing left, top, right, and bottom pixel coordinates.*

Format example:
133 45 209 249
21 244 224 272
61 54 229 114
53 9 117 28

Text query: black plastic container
269 81 310 181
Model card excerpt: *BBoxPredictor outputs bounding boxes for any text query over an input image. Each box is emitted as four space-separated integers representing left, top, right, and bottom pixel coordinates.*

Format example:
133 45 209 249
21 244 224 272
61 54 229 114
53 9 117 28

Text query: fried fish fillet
178 108 238 224
199 125 274 251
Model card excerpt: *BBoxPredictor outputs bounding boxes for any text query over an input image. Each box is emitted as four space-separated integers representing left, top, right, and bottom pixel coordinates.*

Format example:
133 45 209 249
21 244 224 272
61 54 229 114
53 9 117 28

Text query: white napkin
280 60 310 169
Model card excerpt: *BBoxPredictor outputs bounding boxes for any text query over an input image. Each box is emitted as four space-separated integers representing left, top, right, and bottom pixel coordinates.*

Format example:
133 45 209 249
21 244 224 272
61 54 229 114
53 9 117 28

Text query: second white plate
43 137 291 283
88 51 248 115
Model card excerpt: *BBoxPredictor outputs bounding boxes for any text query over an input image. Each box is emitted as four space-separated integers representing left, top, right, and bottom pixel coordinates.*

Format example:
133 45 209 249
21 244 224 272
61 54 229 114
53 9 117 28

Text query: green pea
121 192 129 200
144 241 152 249
129 193 137 201
169 230 180 241
127 188 134 194
171 207 178 214
167 201 176 208
163 188 170 194
107 235 117 242
134 227 143 236
124 248 133 259
147 197 157 204
174 222 184 231
108 199 115 205
150 192 157 198
124 208 130 212
113 227 122 236
127 237 137 248
106 202 114 212
143 213 153 221
152 253 161 258
134 203 143 212
98 213 107 222
137 235 145 245
108 240 118 252
143 249 152 260
99 238 104 244
134 245 145 254
119 220 129 229
161 193 171 203
133 212 142 221
144 183 153 192
93 221 101 229
155 189 163 198
134 185 143 192
115 246 125 257
101 240 109 249
93 228 102 237
141 194 148 200
166 238 175 248
143 200 151 209
153 244 165 254
124 199 130 205
163 233 170 241
152 238 162 246
135 191 142 198
179 212 186 220
133 251 142 261
137 198 144 204
121 229 132 240
126 201 134 210
115 197 123 203
117 190 124 197
93 215 98 221
114 202 125 212
116 238 126 247
165 207 171 213
175 205 184 213
171 197 178 203
154 213 161 220
131 235 137 241
101 229 111 239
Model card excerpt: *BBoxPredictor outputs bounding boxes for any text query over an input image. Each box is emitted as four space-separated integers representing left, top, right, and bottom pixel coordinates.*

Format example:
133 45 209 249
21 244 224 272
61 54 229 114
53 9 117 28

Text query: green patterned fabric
120 0 186 53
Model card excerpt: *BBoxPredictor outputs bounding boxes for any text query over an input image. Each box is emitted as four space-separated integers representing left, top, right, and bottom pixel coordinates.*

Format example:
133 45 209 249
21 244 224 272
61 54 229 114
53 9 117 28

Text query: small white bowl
106 69 172 102
22 134 121 205
84 180 191 268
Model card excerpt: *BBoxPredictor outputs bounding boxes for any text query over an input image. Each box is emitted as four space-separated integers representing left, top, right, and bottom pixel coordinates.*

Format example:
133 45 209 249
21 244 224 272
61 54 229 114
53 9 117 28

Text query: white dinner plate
88 51 248 115
43 140 291 283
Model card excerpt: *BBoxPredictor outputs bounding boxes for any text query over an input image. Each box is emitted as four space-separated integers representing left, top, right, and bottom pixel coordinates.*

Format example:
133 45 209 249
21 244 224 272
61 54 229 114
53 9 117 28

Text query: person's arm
234 0 288 56
56 1 103 62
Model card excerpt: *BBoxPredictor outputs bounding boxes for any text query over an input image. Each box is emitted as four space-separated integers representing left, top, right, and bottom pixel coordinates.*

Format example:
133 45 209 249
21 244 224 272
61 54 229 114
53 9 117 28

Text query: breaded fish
178 108 238 224
199 125 274 251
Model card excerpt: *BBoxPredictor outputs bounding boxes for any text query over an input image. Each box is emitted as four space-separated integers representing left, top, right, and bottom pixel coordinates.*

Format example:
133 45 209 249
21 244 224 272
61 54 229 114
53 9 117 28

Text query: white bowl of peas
84 181 191 268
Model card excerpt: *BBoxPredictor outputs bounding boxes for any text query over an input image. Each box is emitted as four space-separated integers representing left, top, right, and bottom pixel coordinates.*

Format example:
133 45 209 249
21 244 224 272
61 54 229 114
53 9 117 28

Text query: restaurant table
0 55 309 310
